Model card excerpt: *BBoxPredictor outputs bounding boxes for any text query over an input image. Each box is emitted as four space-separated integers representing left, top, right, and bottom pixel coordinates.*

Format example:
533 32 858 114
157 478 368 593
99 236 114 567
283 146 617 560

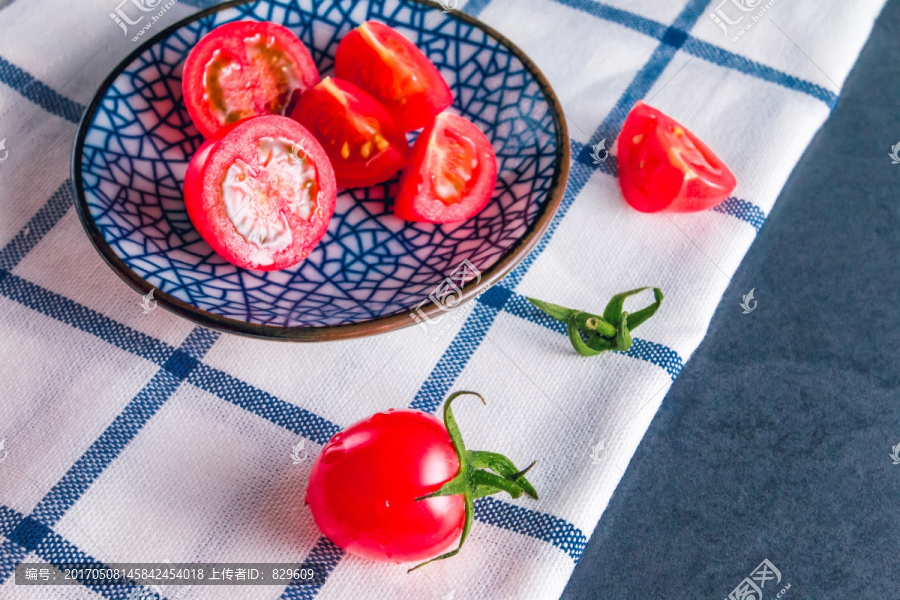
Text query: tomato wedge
182 21 320 138
335 21 452 132
394 112 497 223
289 77 410 188
616 101 737 213
183 115 336 271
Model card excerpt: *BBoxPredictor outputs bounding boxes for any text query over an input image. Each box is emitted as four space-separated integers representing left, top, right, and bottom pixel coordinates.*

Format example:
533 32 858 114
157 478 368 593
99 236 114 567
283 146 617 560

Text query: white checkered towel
0 0 886 598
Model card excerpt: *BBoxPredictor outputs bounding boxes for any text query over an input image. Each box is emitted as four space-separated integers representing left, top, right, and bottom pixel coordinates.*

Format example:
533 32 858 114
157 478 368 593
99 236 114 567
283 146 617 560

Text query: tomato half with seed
183 115 336 271
335 21 452 132
616 101 737 213
394 112 497 223
182 20 320 138
305 392 538 568
289 77 410 188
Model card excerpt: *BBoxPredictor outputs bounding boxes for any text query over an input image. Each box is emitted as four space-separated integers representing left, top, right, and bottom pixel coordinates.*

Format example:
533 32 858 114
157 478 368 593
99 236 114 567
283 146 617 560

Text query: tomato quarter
335 21 453 132
289 77 410 188
394 112 497 223
616 101 737 213
183 115 336 271
305 392 538 570
182 21 320 138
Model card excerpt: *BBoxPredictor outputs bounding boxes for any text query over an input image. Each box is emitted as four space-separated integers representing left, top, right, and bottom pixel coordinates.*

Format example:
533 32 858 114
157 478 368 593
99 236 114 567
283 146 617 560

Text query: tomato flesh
394 112 497 223
617 101 737 213
183 115 336 271
290 77 410 188
306 410 464 563
335 21 452 132
183 21 320 138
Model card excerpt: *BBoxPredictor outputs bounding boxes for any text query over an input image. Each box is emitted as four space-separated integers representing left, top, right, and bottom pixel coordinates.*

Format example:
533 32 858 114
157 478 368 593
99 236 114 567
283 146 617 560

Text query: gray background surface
562 2 900 598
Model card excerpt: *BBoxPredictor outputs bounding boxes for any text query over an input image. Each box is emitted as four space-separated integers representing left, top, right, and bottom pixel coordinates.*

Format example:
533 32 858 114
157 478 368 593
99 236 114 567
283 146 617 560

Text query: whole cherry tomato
305 392 538 570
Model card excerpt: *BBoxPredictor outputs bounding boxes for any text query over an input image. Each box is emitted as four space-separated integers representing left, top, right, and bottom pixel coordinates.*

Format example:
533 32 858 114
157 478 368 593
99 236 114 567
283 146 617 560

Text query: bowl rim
71 0 570 342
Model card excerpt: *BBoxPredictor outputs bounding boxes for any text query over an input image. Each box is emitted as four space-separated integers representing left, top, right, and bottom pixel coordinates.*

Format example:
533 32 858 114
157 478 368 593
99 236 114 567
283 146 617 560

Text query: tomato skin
335 21 452 132
183 115 336 271
305 410 465 563
394 112 497 223
617 101 737 213
290 78 410 188
182 21 320 138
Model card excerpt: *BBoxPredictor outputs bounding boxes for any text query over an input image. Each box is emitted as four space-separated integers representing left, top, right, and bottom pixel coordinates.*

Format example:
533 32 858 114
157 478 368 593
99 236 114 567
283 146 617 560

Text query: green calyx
409 391 538 572
527 287 664 356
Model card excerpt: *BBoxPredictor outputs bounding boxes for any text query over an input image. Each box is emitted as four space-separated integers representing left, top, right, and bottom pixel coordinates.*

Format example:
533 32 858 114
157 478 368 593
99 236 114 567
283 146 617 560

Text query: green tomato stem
409 391 538 572
529 288 664 356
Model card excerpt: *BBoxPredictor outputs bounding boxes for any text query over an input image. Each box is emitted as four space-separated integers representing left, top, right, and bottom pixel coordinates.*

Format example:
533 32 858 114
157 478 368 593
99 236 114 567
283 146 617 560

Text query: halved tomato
182 20 320 138
335 21 452 132
394 112 497 224
289 77 410 188
616 101 737 213
183 115 336 271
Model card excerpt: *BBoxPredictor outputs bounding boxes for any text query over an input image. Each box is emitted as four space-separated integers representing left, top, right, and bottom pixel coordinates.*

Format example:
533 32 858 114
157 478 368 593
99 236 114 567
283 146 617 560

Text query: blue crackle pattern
80 0 561 327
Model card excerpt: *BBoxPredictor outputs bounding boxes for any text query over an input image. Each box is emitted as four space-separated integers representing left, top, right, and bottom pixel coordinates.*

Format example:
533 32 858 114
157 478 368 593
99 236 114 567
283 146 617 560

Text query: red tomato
305 392 538 569
335 21 452 132
183 115 336 271
394 112 497 223
289 77 410 188
182 21 320 138
306 410 463 563
616 101 737 213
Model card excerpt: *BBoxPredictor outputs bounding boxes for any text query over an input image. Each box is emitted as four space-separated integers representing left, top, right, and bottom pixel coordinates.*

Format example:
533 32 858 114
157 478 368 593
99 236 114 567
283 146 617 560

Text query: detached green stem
529 287 664 356
408 391 538 572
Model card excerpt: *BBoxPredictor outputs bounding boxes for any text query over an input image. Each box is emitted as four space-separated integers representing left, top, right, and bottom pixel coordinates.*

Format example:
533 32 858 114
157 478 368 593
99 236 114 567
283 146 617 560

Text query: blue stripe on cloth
0 180 73 271
35 529 169 600
0 505 23 538
0 56 84 123
0 269 344 443
0 269 174 365
550 0 836 107
0 506 165 600
188 363 342 445
712 196 767 233
551 0 667 39
410 302 501 412
0 541 26 589
463 0 493 18
681 37 838 107
0 508 26 583
474 497 588 563
28 326 218 528
577 40 684 165
280 536 345 600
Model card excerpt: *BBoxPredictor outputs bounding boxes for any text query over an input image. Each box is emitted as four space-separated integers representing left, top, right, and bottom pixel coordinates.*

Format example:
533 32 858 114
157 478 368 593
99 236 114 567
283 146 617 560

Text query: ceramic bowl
72 0 569 340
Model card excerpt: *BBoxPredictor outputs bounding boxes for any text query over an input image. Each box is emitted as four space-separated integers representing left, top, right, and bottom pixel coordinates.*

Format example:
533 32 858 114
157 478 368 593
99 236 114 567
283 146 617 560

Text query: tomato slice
183 115 336 271
289 77 410 189
182 21 320 138
394 112 497 223
335 21 452 132
616 101 737 213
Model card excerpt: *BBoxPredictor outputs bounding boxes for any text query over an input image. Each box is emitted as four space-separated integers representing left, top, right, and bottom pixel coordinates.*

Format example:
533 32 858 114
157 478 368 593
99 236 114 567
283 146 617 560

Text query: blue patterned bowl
73 0 568 340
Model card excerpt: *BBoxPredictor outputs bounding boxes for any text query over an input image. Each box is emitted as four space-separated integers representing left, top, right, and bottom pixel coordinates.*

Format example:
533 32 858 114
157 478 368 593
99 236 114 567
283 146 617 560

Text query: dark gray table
562 3 900 598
